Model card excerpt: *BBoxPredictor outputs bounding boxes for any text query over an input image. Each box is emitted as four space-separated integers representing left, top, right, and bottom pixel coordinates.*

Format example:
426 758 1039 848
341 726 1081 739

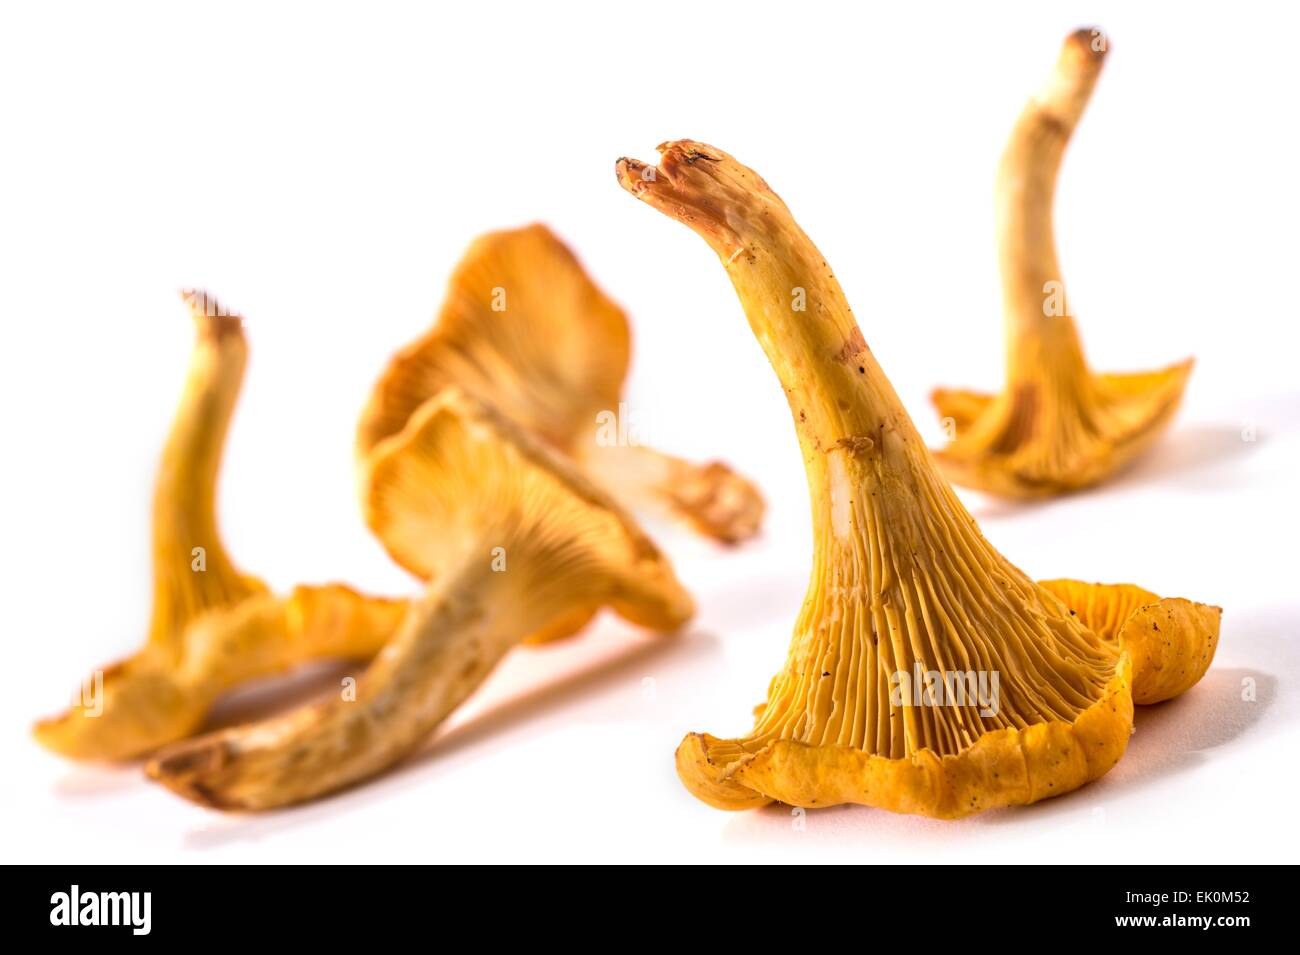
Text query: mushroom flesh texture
356 223 764 544
34 292 403 761
147 388 694 810
617 140 1220 817
931 30 1194 497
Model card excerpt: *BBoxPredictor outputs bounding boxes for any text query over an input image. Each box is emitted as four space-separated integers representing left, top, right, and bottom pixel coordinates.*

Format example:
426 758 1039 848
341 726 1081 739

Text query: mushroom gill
931 29 1194 496
356 223 764 544
616 140 1220 817
147 388 693 809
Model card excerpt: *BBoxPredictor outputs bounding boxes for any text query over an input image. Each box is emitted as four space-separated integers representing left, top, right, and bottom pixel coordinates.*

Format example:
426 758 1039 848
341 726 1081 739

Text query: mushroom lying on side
356 224 764 544
146 388 694 809
930 29 1194 496
616 140 1220 818
33 292 404 761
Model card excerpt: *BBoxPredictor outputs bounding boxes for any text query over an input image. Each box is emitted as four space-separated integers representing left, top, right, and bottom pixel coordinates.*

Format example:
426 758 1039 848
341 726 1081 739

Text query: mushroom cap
356 224 630 457
34 655 201 762
931 359 1195 498
33 584 404 761
355 223 765 549
1041 579 1221 704
362 387 694 633
676 658 1134 818
677 572 1225 815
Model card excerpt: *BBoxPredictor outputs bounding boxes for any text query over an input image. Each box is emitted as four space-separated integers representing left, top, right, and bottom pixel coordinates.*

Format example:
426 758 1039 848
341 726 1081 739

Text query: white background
1 1 1296 863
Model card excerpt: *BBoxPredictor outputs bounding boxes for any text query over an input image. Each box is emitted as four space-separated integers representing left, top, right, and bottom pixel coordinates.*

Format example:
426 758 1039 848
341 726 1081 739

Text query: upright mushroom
147 388 694 809
356 224 764 544
930 29 1194 496
34 292 403 760
616 140 1219 817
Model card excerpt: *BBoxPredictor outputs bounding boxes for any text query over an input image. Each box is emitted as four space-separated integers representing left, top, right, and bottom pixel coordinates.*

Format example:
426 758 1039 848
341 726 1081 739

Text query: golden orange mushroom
357 224 764 544
34 292 403 761
931 29 1194 496
147 388 694 809
617 139 1219 818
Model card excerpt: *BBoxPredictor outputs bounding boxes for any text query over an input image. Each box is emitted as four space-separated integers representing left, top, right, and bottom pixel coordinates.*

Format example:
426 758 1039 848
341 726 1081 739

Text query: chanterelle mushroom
34 292 403 761
146 388 694 809
930 29 1194 496
356 223 764 544
616 140 1220 817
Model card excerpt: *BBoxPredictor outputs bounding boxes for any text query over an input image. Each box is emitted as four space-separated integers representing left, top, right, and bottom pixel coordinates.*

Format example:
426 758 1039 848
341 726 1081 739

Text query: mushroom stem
616 144 950 547
151 290 267 655
998 28 1102 375
579 443 764 545
147 556 552 809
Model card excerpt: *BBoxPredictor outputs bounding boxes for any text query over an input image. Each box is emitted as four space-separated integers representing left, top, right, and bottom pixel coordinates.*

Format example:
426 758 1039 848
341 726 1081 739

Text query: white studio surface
1 1 1295 863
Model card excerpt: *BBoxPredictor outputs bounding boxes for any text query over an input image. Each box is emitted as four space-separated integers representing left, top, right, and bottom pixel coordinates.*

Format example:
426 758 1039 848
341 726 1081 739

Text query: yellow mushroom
930 29 1194 496
146 388 694 810
356 224 764 544
34 292 403 761
616 140 1219 818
